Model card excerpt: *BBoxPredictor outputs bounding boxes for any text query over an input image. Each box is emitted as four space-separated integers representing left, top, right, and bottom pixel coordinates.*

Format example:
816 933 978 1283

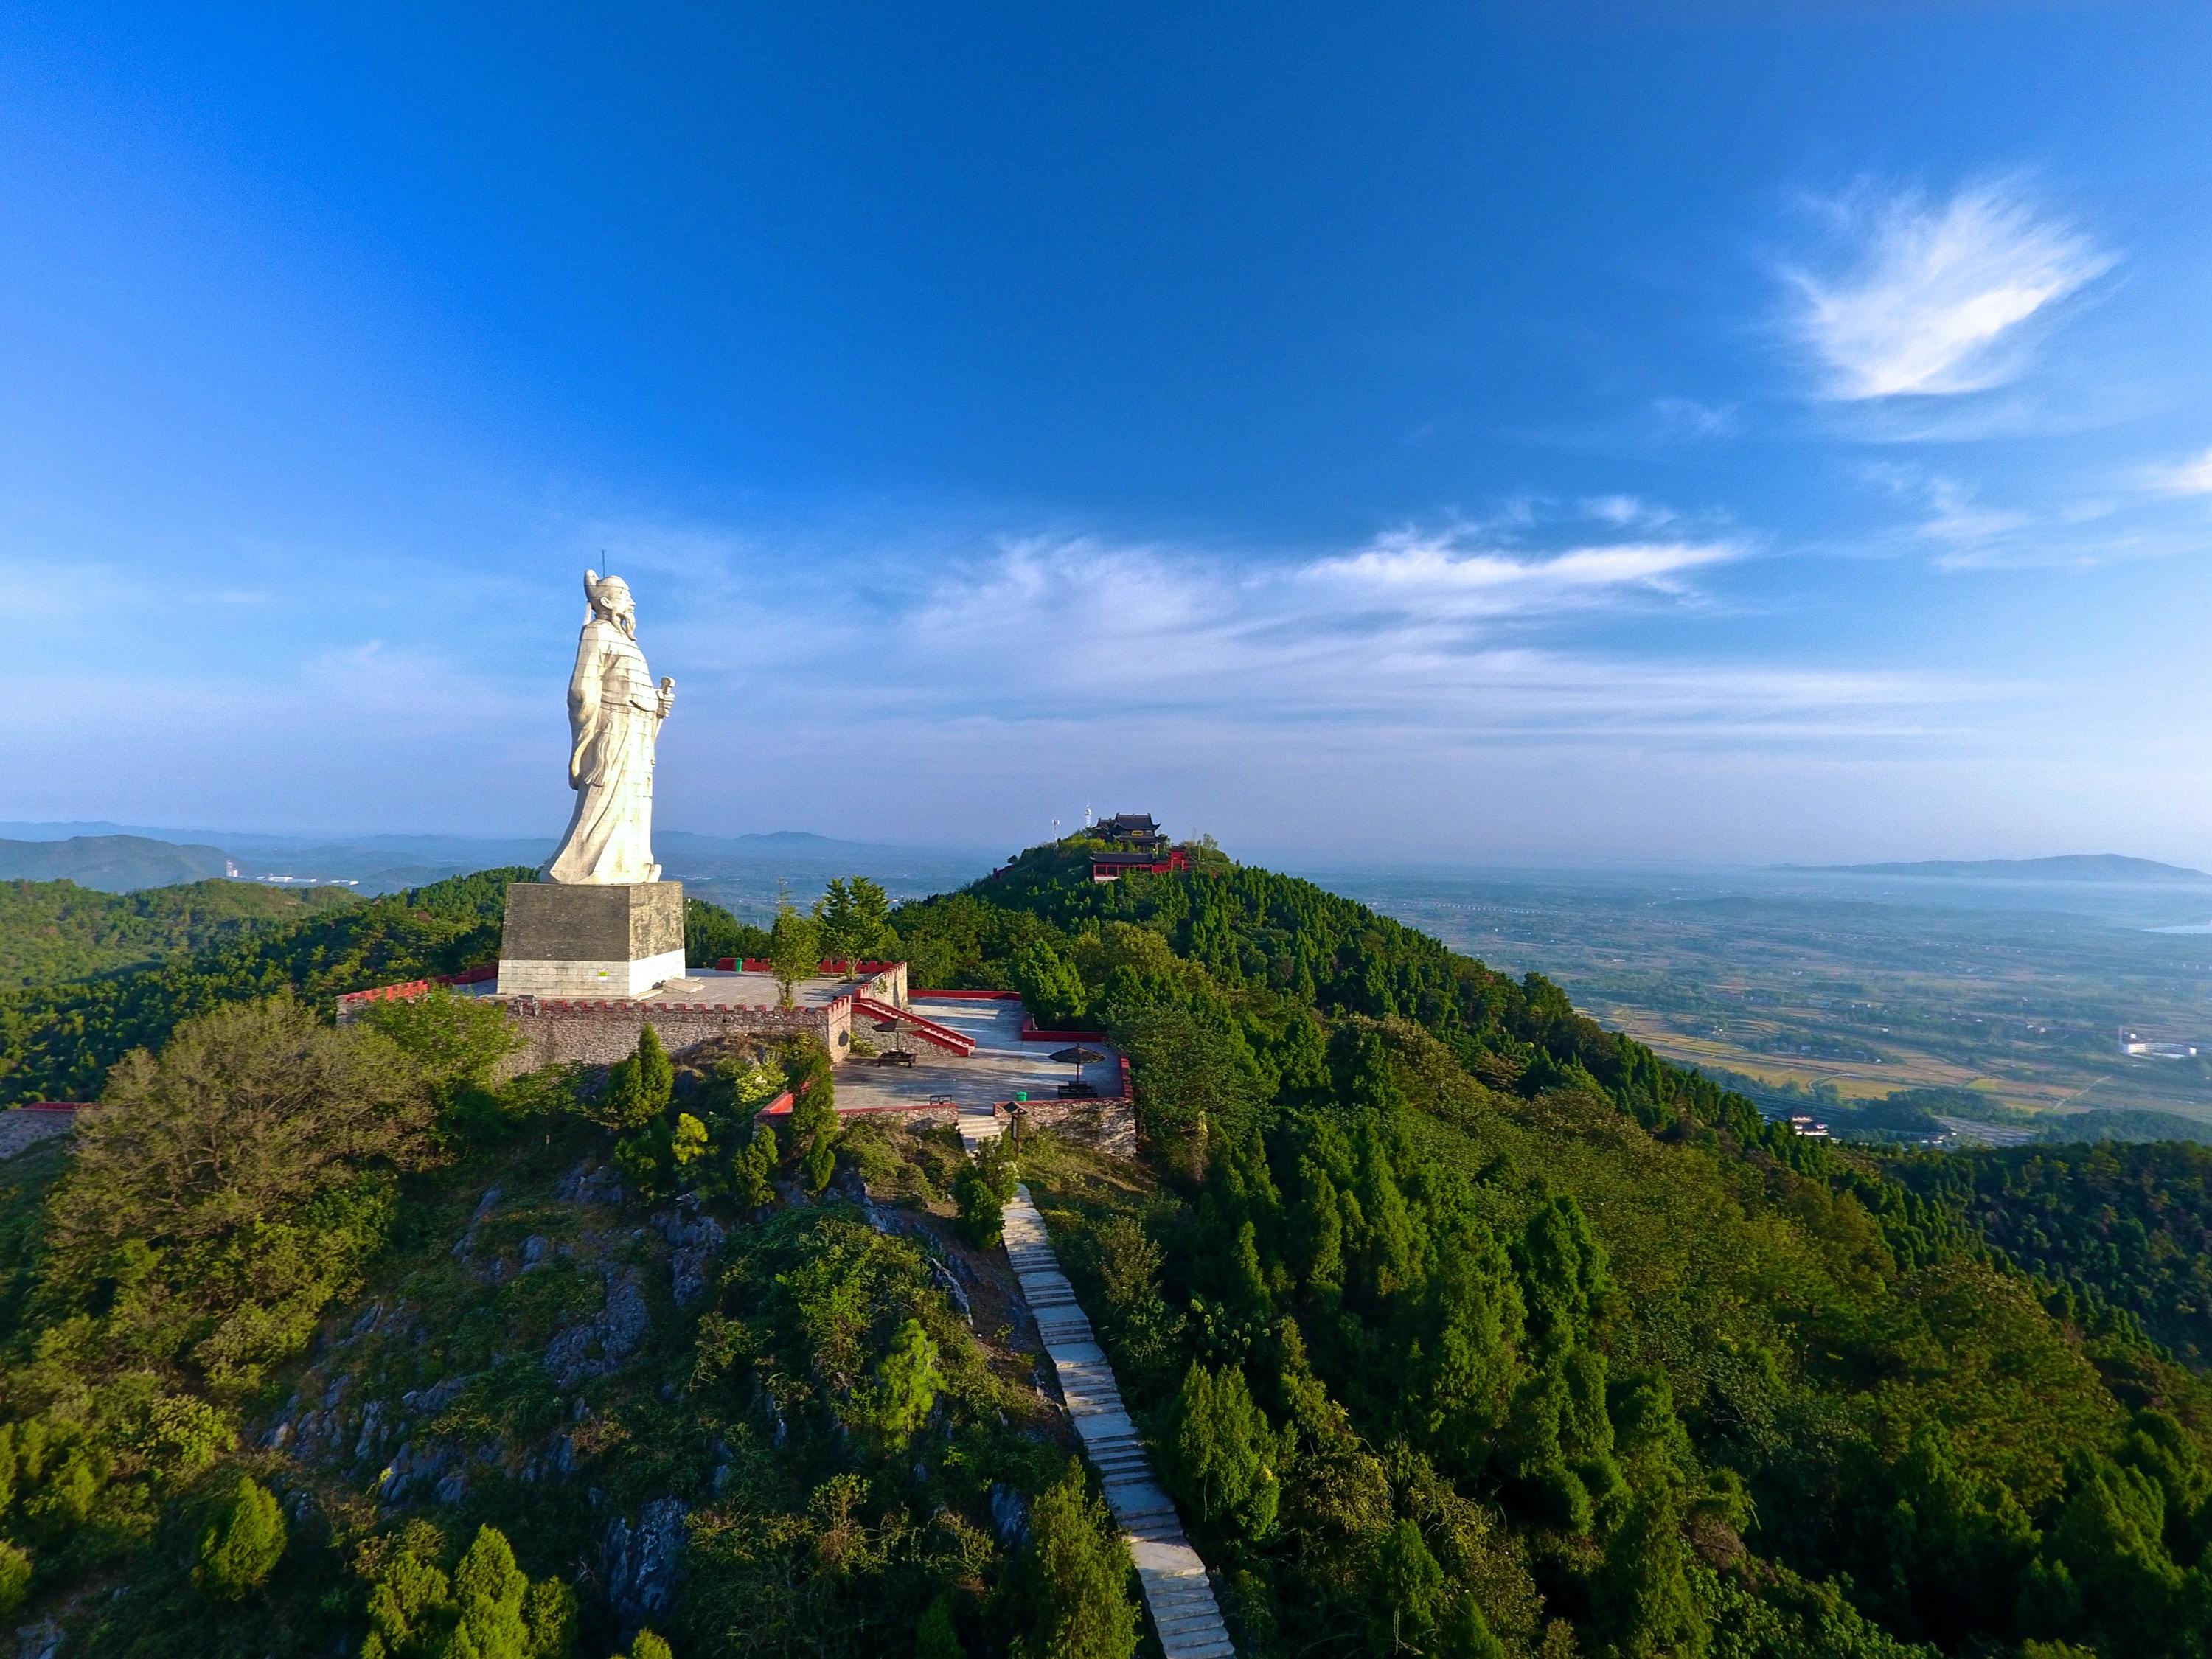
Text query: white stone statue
542 570 676 885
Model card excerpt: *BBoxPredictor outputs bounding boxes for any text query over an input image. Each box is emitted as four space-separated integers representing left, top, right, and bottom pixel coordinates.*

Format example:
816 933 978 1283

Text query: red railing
852 996 976 1056
719 959 905 975
337 964 498 1006
1022 1018 1108 1043
911 989 1020 1001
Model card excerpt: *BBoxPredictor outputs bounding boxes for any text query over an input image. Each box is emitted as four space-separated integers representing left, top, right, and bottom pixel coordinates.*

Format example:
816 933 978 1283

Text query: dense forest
1895 1140 2212 1367
0 878 358 990
0 844 2208 1656
0 874 754 1105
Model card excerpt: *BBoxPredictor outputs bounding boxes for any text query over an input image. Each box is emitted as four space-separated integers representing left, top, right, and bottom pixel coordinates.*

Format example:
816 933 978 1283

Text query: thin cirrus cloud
790 525 1955 741
2140 447 2212 496
1784 181 2115 400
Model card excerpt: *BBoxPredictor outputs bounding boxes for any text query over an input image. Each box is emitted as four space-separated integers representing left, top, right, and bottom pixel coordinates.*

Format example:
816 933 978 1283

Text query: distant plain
1303 863 2212 1130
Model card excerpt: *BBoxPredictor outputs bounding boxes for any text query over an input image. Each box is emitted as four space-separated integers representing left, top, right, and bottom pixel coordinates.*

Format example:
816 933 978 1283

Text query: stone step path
959 1099 1235 1659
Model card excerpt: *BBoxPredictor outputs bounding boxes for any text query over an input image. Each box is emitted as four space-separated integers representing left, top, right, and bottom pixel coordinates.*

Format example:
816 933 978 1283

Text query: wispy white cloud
2140 446 2212 496
1649 397 1738 442
625 512 1970 749
1307 532 1729 616
1915 479 2031 546
1784 181 2115 400
1860 462 2210 572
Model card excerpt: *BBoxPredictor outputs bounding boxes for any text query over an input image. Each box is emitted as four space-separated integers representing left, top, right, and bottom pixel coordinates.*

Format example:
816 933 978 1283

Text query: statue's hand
657 676 676 715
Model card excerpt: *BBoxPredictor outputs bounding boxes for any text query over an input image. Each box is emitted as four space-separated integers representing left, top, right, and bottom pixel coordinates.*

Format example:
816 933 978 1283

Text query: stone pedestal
498 880 686 998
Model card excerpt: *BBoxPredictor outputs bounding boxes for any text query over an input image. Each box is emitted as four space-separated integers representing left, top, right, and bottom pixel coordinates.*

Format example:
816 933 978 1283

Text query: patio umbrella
1050 1045 1105 1088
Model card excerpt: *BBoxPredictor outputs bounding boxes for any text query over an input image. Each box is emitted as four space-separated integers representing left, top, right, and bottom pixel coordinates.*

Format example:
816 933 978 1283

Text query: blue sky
8 3 2212 864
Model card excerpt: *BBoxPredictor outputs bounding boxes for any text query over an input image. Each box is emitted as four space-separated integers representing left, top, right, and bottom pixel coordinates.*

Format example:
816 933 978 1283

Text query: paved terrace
636 968 869 1009
830 995 1121 1116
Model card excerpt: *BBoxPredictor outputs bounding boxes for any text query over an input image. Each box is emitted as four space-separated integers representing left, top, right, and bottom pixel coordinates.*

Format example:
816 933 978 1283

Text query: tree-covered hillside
1896 1140 2212 1368
0 993 1117 1659
0 869 528 1105
0 872 772 1107
0 878 358 990
886 843 2212 1657
0 841 2208 1658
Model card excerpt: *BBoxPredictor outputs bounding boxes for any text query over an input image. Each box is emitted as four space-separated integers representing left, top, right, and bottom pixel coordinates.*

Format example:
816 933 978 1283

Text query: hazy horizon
9 816 2212 884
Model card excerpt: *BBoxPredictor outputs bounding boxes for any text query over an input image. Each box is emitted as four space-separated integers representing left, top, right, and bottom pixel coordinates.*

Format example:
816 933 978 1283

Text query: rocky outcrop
602 1498 688 1628
544 1264 650 1388
653 1200 727 1307
556 1161 624 1207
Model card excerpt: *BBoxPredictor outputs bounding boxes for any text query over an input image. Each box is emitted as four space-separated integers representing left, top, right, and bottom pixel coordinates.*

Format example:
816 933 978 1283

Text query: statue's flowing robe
543 616 663 884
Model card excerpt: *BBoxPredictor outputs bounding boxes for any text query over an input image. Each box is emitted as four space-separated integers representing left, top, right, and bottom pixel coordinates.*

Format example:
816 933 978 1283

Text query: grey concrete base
498 880 686 998
496 948 686 998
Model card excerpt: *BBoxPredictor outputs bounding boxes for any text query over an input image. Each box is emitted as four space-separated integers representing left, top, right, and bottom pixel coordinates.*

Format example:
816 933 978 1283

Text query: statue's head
583 569 637 639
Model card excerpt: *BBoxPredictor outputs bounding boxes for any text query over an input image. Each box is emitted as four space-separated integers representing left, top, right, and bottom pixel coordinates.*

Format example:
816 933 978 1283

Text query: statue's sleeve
566 630 605 788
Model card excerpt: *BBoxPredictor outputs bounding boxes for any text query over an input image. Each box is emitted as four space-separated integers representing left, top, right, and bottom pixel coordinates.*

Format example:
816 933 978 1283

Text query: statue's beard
594 605 637 639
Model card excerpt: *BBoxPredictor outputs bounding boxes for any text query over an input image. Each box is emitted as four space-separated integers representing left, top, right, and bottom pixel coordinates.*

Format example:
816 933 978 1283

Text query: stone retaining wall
1006 1097 1138 1157
492 997 852 1078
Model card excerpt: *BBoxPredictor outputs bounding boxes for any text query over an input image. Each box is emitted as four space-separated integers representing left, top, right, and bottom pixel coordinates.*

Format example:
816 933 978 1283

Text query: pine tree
785 1048 839 1194
1011 941 1090 1029
450 1524 532 1659
194 1474 287 1601
955 1139 1017 1248
1512 1194 1613 1358
602 1024 675 1131
521 1577 578 1658
1295 1158 1347 1297
1015 1460 1138 1659
1422 1231 1526 1467
735 1119 779 1207
1593 1495 1708 1658
1438 1595 1508 1659
1350 1119 1420 1304
636 1023 674 1115
872 1318 942 1443
1164 1362 1280 1540
1373 1518 1444 1654
0 1541 30 1618
816 875 894 971
916 1591 964 1659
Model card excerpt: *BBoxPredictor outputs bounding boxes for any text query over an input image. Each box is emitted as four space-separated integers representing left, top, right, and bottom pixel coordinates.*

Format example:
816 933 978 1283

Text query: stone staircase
966 1093 1233 1658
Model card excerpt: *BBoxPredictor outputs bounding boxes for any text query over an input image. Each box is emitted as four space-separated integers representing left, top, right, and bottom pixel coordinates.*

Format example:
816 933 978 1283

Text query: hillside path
942 1046 1234 1659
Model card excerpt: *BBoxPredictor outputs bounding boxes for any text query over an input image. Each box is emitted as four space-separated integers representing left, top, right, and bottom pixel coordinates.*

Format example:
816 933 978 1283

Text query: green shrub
358 1519 574 1659
600 1026 675 1131
954 1138 1018 1250
916 1590 963 1659
0 1540 30 1617
193 1474 286 1601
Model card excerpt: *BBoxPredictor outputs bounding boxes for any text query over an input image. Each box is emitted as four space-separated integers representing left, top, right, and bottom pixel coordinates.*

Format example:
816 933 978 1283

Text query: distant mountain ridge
1795 853 2212 883
0 835 232 891
0 824 987 894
